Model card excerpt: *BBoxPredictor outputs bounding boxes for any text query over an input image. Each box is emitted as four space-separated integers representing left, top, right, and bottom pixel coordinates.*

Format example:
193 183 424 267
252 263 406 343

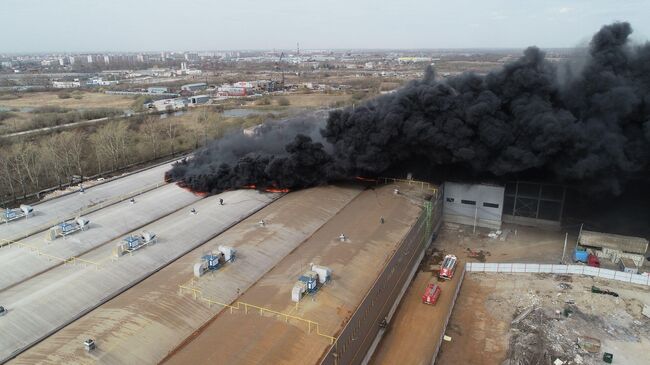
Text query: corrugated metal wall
442 182 504 229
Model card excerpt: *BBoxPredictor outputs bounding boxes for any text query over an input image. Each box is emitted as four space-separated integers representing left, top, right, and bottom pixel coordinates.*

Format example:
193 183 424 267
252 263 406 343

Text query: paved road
0 160 176 242
0 190 277 364
0 183 200 293
11 185 362 365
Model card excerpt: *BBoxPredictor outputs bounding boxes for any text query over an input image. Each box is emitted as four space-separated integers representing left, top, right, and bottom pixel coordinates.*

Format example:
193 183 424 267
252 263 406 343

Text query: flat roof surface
0 190 276 363
0 183 200 292
164 183 423 365
0 160 177 242
10 185 362 365
580 230 649 255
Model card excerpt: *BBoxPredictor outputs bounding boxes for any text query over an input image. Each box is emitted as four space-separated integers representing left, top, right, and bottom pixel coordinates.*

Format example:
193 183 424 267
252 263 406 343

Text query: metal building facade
442 182 505 230
502 181 566 230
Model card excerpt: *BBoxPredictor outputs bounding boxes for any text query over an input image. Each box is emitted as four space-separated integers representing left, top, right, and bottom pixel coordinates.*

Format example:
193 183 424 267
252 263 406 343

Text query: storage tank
311 264 331 284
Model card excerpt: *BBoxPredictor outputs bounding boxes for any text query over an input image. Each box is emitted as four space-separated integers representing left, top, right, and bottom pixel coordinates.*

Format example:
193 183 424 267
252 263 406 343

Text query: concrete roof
0 160 178 242
579 230 649 255
0 183 200 292
11 185 362 365
0 189 276 363
165 183 423 365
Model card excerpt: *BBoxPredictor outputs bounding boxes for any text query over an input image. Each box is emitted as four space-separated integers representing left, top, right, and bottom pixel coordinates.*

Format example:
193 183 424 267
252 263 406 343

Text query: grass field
0 91 135 110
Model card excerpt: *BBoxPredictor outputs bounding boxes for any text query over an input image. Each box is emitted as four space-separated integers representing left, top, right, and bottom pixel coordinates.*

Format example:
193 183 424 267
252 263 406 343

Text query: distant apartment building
103 55 110 64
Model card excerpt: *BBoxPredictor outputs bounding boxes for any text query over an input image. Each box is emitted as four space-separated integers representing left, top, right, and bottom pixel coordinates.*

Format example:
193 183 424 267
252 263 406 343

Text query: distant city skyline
2 0 649 53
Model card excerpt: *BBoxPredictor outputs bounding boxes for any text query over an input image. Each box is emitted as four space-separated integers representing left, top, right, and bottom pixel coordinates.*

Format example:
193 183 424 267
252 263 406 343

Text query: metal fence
465 262 650 287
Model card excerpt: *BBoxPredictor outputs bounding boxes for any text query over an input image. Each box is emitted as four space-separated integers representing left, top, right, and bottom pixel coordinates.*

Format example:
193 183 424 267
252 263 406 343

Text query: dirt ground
0 91 135 110
369 264 464 365
373 224 596 364
435 223 571 265
438 273 650 365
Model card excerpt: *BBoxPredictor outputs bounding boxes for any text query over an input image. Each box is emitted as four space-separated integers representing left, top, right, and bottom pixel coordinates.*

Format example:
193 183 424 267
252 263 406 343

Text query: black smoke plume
169 22 650 195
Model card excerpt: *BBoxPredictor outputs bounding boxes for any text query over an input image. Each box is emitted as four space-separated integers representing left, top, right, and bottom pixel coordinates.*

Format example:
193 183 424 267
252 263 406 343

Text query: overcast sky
2 0 649 53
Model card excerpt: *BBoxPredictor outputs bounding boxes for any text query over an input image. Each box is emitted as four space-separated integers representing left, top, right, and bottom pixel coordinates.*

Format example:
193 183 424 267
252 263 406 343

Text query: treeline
28 106 123 130
0 109 268 205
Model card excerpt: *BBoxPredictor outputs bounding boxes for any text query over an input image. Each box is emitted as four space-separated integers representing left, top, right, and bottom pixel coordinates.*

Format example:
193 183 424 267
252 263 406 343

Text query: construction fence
465 262 650 287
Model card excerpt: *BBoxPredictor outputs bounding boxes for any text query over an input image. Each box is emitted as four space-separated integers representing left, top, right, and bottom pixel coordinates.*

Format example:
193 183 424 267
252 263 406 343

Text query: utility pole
561 232 568 264
473 204 478 234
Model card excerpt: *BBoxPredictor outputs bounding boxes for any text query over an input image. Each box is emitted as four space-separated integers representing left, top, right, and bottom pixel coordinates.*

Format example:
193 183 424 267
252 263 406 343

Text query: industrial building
181 82 207 92
51 80 81 88
188 95 210 105
442 181 567 230
502 181 566 229
2 165 443 365
443 181 505 230
578 228 649 268
147 86 169 94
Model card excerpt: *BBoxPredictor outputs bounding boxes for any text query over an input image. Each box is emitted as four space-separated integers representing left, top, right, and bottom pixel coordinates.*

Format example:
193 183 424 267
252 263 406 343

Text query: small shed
578 229 648 267
619 258 638 274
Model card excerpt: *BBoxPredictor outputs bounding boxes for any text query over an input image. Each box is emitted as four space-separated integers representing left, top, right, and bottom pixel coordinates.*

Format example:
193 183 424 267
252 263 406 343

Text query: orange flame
243 184 257 189
265 188 290 193
355 176 377 182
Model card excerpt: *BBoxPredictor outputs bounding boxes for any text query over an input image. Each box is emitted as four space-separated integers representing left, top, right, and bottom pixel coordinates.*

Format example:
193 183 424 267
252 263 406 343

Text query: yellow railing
0 238 102 269
0 180 167 248
378 177 439 196
178 284 337 344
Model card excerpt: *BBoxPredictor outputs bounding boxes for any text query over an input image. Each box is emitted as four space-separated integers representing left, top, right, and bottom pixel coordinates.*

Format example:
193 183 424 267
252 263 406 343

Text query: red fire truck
422 283 442 305
439 254 458 280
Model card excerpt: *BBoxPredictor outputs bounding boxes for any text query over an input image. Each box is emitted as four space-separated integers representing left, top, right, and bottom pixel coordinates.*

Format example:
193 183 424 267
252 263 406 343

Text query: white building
443 182 505 230
52 80 81 89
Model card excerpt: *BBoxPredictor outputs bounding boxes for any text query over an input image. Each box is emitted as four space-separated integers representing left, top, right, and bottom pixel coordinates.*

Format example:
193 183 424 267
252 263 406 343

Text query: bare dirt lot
438 273 650 365
370 224 568 363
